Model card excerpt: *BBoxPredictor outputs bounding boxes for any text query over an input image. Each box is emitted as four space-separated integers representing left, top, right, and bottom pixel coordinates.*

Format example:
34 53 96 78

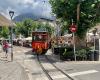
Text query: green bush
60 46 91 61
76 47 91 60
76 49 87 60
60 47 74 60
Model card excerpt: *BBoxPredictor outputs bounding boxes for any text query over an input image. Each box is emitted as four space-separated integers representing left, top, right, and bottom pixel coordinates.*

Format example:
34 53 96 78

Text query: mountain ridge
14 13 55 22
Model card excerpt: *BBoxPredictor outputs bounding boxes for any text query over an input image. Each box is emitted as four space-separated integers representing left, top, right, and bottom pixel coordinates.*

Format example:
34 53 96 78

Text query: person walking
0 41 2 53
3 40 9 58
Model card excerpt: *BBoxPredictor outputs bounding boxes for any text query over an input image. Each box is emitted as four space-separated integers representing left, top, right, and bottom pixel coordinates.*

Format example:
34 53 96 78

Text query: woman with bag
3 40 9 58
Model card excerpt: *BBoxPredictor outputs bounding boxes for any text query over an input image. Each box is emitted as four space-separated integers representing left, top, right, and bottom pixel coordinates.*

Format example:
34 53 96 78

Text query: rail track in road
37 55 74 80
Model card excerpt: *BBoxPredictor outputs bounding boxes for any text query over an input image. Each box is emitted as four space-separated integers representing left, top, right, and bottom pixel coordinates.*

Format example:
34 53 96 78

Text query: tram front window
32 35 47 41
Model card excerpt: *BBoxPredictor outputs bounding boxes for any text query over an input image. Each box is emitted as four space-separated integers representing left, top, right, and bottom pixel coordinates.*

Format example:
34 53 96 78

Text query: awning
0 14 16 27
25 37 32 40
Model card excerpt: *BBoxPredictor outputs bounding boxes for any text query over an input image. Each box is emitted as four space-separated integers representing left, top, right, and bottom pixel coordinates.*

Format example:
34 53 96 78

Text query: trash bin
54 48 59 55
90 51 94 61
54 47 65 55
94 50 99 61
88 51 94 61
87 50 99 61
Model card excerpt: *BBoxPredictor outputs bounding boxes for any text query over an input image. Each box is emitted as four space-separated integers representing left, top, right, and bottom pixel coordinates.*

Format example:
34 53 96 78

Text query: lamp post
9 11 14 61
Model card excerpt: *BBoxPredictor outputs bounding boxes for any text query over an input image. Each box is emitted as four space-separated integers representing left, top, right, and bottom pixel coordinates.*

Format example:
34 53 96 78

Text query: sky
0 0 52 19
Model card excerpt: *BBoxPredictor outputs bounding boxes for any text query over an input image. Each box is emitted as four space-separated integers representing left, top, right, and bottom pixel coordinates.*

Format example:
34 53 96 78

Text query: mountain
13 13 40 22
13 13 55 22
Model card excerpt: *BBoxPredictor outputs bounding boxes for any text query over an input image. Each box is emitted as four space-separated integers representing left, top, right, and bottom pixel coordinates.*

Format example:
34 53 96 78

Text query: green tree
36 22 54 35
1 26 9 38
44 22 54 35
15 19 37 37
15 22 23 35
15 19 54 38
23 19 34 37
49 0 100 38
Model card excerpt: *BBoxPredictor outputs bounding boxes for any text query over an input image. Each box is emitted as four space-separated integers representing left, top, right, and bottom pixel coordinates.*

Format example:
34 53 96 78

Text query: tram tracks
37 55 53 80
37 55 74 80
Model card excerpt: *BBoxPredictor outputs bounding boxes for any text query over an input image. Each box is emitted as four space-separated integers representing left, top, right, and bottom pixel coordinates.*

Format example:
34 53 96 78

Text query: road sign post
70 24 77 61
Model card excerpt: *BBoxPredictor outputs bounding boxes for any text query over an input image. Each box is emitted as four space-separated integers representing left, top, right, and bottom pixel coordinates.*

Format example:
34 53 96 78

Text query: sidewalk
0 51 28 80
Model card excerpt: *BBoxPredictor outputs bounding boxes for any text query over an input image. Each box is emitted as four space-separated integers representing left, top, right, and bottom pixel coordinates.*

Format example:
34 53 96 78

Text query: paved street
0 0 100 80
45 50 100 80
13 46 50 80
1 46 100 80
0 46 29 80
47 50 100 80
13 46 71 80
0 56 28 80
12 46 72 80
13 46 100 80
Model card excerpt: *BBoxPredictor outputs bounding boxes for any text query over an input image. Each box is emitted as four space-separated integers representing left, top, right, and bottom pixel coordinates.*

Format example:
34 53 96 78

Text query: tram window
32 35 41 41
32 34 47 41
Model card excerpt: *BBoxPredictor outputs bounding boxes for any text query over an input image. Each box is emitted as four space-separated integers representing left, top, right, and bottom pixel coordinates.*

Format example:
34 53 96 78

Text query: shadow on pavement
24 49 61 64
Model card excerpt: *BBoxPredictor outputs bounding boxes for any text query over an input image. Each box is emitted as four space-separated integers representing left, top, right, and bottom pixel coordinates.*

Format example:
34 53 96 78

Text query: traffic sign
70 24 77 32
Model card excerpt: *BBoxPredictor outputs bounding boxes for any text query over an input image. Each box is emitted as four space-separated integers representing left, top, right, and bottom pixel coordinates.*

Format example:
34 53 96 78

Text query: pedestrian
3 40 9 58
0 41 2 53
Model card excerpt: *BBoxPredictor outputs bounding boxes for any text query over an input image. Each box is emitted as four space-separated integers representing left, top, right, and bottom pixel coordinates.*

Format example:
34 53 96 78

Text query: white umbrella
25 37 32 40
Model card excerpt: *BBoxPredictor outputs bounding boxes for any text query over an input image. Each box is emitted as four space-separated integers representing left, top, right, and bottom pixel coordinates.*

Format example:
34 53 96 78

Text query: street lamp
9 11 14 20
9 10 14 61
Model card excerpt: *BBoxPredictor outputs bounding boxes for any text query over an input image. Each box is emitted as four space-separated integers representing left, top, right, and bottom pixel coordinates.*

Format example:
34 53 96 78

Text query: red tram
32 31 50 54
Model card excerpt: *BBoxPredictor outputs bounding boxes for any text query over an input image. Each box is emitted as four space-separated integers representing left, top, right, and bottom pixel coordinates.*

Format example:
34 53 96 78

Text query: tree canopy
0 26 9 38
15 19 54 37
15 19 39 37
49 0 100 38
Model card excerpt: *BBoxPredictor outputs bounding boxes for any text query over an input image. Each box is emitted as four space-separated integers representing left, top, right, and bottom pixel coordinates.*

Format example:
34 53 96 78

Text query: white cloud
0 0 52 19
